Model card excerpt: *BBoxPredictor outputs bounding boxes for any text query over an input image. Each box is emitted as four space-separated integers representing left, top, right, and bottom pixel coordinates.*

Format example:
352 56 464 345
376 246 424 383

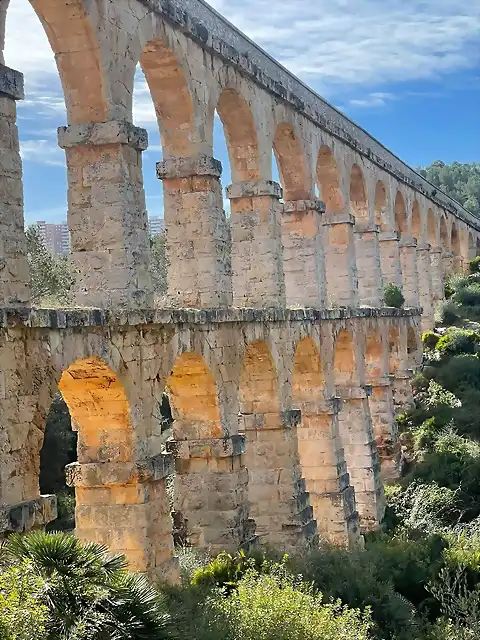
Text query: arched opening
394 192 407 235
317 145 344 213
217 89 260 183
468 232 475 261
167 352 223 440
407 326 422 369
239 341 280 416
333 330 356 387
427 208 436 247
365 331 385 381
273 123 309 201
29 0 108 124
293 337 340 538
451 221 460 256
350 164 369 221
4 1 72 306
388 327 401 375
239 341 292 540
412 201 421 241
166 352 237 549
140 39 196 158
374 180 387 229
440 216 449 249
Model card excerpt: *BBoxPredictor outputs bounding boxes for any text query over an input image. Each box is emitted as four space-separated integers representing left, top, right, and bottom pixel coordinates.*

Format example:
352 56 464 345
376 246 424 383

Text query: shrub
384 283 405 308
435 301 461 326
454 283 480 308
290 545 420 640
423 331 441 350
0 560 49 640
470 257 480 274
436 328 480 357
191 551 270 590
435 355 480 394
208 565 373 640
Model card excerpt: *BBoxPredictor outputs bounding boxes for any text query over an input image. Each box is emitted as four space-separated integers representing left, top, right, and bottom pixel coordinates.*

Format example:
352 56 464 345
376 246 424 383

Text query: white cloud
209 0 480 90
349 92 397 108
20 139 65 167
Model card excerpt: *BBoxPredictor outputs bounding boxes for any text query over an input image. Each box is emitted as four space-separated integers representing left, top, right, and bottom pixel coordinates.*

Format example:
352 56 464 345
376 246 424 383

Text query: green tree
4 531 172 640
26 225 74 305
418 161 480 217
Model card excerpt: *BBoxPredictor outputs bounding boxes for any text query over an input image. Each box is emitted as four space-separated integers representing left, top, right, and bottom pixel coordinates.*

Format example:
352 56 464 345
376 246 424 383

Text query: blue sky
5 0 480 224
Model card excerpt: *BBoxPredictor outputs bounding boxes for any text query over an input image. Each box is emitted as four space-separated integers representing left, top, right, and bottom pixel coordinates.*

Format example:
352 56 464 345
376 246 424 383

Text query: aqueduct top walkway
0 0 477 578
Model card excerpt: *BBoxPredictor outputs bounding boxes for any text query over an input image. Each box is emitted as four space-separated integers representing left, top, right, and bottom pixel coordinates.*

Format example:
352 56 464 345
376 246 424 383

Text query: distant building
148 216 164 237
36 221 70 255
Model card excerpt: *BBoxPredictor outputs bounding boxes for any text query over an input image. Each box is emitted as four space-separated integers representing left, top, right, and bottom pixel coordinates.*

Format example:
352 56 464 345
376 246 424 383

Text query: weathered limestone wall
0 307 420 574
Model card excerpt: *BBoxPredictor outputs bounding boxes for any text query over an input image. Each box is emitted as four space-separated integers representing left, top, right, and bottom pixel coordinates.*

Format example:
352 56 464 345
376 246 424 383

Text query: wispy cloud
20 139 65 167
348 92 397 109
209 0 480 92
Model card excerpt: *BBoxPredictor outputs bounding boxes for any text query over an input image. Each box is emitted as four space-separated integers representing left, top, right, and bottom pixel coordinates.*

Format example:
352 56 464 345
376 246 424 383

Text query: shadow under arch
317 145 344 213
350 164 369 221
140 38 197 157
273 122 309 200
440 215 449 248
217 88 260 182
451 221 461 256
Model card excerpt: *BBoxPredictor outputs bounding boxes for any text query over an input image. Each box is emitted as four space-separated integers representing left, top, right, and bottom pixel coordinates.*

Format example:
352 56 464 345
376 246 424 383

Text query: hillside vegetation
418 161 480 217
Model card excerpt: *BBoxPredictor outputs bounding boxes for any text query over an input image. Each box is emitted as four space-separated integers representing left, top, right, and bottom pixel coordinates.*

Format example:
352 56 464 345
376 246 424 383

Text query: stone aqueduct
0 0 479 578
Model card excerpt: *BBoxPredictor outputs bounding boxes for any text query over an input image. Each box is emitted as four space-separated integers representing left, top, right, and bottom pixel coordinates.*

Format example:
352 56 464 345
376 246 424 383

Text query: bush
423 331 441 350
454 283 480 308
470 257 480 274
290 545 420 640
384 283 405 308
435 301 461 326
208 565 373 640
0 560 49 640
435 355 480 394
191 550 270 590
436 328 480 357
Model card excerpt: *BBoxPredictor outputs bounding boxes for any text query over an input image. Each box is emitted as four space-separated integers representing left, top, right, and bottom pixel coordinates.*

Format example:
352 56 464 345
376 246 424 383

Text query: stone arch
29 0 108 124
350 164 369 221
388 327 401 375
440 215 449 249
217 89 260 182
292 337 324 402
394 191 407 235
273 123 309 200
468 232 475 261
427 208 436 246
365 331 385 381
407 326 422 369
59 358 133 464
317 145 344 212
411 201 421 241
239 340 280 414
333 329 356 387
451 221 460 256
166 352 223 439
374 180 388 229
140 38 197 157
56 357 175 576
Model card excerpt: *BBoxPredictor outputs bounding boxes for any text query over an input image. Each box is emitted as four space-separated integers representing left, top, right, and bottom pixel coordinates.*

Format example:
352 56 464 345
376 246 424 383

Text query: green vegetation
384 283 405 308
418 161 480 217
